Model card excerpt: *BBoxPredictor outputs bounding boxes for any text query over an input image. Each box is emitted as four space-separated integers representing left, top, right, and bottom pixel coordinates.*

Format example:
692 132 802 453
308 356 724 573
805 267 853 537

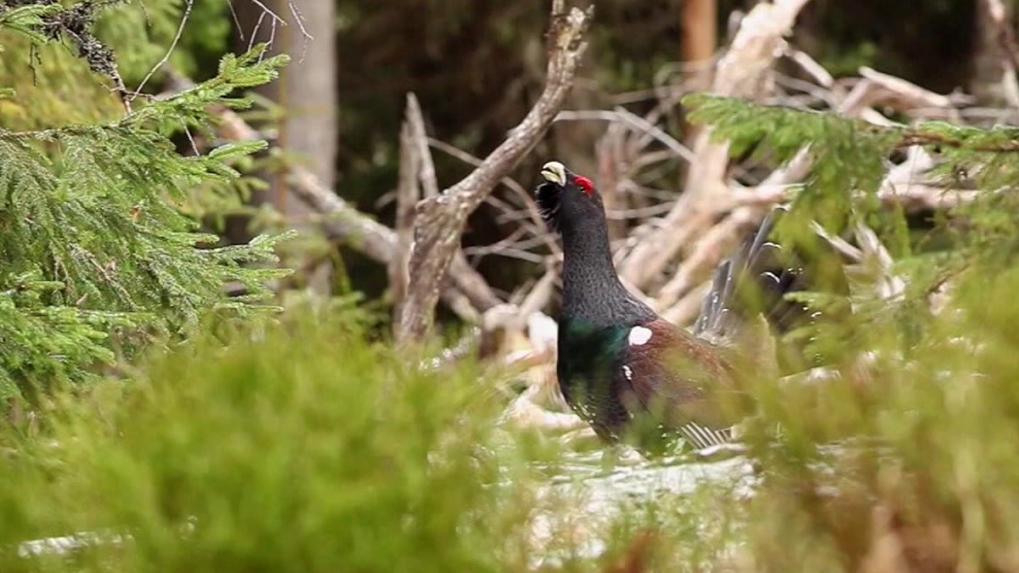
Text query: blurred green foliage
0 308 738 572
8 254 1019 571
0 0 231 130
733 264 1019 573
679 90 1019 571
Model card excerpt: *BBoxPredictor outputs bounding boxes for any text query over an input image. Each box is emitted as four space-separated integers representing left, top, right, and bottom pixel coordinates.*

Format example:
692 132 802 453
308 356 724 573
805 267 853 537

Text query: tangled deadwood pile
181 0 1009 437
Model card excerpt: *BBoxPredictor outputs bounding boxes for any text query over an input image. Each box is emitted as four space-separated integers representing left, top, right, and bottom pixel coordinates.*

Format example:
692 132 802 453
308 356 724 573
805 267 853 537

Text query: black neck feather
555 191 655 327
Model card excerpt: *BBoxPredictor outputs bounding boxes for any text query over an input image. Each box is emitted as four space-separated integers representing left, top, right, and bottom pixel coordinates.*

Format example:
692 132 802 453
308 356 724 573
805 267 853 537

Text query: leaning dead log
395 0 593 342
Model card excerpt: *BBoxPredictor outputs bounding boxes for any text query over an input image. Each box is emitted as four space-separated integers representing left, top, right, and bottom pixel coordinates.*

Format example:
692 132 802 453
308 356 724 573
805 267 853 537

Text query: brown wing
617 318 737 430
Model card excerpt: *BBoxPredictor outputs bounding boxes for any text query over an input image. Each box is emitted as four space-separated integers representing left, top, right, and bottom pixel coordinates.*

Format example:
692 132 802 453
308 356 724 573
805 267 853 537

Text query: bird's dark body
555 319 632 440
535 161 845 452
556 316 734 449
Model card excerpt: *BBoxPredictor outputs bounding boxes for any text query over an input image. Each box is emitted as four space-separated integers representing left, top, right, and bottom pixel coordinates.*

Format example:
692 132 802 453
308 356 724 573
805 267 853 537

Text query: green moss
0 34 124 130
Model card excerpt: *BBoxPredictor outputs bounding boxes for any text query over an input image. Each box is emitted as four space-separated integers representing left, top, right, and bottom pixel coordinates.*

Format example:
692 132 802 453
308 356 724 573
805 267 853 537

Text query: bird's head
535 160 602 231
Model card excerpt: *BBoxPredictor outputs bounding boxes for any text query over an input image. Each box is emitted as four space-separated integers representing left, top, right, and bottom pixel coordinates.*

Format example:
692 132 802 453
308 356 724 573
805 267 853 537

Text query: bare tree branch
855 222 906 301
163 72 500 322
406 94 440 198
842 67 960 122
390 96 422 329
656 147 812 314
596 121 629 241
655 203 770 310
426 136 562 259
661 281 712 325
395 0 593 342
284 142 501 316
554 109 696 162
131 0 194 103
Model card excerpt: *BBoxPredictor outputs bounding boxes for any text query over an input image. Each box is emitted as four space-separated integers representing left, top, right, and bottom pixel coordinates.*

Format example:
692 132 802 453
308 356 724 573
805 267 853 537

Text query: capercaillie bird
535 160 846 453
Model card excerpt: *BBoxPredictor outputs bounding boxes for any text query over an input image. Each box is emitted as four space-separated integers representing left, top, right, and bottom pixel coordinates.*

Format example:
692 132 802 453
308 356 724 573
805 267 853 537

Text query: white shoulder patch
628 326 652 346
622 365 633 381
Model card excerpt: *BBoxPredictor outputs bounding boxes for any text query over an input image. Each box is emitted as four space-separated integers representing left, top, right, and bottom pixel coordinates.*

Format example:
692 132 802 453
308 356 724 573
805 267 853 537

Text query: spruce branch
0 43 293 395
686 94 1019 155
8 0 136 111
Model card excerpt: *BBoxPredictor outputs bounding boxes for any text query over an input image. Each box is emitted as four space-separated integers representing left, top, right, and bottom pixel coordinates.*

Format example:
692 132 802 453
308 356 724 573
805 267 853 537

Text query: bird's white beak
540 161 567 186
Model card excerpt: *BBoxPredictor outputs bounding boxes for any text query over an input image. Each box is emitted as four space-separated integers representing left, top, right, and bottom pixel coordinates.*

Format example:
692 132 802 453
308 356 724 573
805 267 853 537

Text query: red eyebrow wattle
574 176 594 196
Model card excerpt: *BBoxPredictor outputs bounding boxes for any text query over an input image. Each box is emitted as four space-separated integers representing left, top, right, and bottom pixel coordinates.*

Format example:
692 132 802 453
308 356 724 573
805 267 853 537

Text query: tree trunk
972 0 1019 112
680 0 717 89
230 0 338 296
277 0 338 296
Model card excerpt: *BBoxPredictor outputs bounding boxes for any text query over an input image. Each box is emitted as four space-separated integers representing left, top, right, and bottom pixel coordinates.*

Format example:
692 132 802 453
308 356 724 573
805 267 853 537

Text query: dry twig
406 95 440 198
426 137 562 260
840 67 959 122
390 95 422 327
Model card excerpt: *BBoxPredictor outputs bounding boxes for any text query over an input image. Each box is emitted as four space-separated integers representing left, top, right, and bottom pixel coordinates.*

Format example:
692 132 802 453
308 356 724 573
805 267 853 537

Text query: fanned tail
678 421 737 451
693 207 849 372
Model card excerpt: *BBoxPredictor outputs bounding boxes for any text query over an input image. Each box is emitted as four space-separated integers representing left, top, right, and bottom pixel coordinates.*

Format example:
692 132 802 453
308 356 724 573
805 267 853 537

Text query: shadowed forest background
230 0 993 308
5 0 1019 571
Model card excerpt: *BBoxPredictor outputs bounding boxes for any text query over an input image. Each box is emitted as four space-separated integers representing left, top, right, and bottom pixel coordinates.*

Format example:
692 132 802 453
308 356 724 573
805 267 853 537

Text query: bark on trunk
681 0 718 89
277 0 338 295
230 0 338 296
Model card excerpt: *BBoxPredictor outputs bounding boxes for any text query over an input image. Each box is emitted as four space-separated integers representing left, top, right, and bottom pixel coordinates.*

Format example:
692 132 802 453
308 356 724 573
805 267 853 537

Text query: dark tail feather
693 207 849 370
694 258 735 339
693 208 784 340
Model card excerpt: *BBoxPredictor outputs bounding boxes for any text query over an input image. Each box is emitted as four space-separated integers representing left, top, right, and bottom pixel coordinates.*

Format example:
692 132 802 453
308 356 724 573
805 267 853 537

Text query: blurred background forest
239 0 1010 312
4 0 1005 323
8 1 1019 571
